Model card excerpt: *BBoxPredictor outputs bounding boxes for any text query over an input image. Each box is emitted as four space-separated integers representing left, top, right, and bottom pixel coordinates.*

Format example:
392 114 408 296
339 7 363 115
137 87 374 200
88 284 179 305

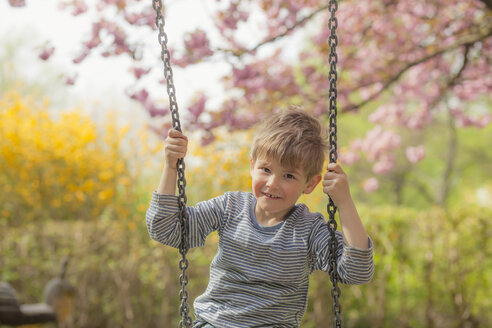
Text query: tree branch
479 0 492 11
226 5 330 57
448 44 471 88
437 106 457 207
410 178 436 204
341 28 492 114
436 44 471 207
412 43 472 114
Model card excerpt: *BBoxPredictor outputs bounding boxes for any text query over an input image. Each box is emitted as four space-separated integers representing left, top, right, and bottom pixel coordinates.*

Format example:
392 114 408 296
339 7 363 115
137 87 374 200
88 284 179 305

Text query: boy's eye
262 167 271 173
285 174 295 179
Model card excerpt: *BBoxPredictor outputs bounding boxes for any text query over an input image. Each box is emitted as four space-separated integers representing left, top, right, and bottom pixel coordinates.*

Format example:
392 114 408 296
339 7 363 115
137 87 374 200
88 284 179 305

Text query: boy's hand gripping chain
327 0 342 327
152 1 193 327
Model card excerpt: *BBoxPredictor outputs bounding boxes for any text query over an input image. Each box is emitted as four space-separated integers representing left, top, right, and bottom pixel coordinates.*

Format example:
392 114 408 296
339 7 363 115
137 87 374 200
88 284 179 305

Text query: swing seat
0 282 57 326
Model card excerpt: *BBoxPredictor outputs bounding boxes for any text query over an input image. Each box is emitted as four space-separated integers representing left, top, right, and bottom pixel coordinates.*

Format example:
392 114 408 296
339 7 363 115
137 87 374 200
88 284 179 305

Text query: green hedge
1 204 490 327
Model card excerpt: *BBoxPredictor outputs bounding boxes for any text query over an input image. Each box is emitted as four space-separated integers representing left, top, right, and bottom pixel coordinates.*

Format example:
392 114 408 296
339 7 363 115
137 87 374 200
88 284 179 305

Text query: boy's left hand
322 163 352 207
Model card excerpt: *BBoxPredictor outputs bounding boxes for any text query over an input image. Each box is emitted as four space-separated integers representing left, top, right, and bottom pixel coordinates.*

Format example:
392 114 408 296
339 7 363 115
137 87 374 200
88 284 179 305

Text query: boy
146 108 374 328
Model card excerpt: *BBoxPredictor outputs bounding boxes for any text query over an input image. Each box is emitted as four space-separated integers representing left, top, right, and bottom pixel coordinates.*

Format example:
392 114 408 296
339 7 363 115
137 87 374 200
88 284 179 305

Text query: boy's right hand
164 129 188 170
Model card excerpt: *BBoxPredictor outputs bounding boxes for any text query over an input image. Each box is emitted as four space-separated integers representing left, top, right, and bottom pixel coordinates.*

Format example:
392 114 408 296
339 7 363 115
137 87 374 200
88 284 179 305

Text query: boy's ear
250 158 254 173
303 174 322 195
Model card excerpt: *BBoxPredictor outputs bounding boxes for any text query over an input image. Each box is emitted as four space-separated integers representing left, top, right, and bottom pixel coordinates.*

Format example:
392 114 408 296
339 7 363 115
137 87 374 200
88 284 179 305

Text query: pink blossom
130 67 151 79
16 0 488 151
406 108 432 129
476 114 492 128
78 20 131 60
151 122 172 140
64 74 78 86
39 45 55 61
201 131 215 146
124 8 155 28
312 26 331 46
362 178 379 193
301 66 315 77
58 1 88 16
111 26 129 54
369 103 406 126
237 112 258 130
188 94 207 121
362 126 401 161
73 48 90 64
359 83 383 101
372 155 394 174
312 100 327 116
127 89 149 103
454 79 490 102
84 36 101 49
406 145 426 163
127 89 169 118
96 0 126 11
350 139 364 151
72 0 88 16
233 113 257 130
339 148 360 165
172 29 214 67
451 109 492 129
146 103 169 118
217 3 249 31
358 87 373 101
231 65 262 93
73 1 88 15
8 0 25 7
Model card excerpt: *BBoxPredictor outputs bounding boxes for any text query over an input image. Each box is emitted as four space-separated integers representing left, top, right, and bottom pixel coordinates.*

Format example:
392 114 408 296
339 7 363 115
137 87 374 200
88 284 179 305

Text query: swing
151 1 342 327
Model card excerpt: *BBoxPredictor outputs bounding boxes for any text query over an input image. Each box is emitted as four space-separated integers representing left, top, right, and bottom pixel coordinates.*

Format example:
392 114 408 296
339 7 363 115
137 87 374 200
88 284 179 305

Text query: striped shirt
146 191 374 328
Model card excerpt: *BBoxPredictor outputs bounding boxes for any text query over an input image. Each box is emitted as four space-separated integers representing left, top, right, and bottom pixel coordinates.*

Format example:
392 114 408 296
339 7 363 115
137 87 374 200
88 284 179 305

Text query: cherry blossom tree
8 0 492 196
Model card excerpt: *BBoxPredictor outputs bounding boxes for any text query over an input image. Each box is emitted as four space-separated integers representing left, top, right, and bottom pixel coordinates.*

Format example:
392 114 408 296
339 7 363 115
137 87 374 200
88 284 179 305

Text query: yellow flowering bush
0 91 136 223
186 129 253 203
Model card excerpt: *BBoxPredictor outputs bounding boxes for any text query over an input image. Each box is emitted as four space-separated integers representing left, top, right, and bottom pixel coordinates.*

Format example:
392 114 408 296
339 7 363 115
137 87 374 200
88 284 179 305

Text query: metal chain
152 1 340 327
152 1 192 327
327 0 342 327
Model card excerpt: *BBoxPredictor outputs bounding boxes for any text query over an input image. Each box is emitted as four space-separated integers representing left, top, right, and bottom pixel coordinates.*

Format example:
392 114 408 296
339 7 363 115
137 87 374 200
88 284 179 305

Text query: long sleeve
147 192 375 327
309 218 374 285
146 191 228 249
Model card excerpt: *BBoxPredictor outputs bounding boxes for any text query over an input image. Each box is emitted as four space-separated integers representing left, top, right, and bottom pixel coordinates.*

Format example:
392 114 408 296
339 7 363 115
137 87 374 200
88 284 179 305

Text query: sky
0 0 229 126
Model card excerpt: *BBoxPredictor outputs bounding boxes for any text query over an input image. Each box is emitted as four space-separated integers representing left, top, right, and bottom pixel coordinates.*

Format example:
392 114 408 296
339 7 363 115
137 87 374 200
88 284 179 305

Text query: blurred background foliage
1 32 492 328
1 89 491 327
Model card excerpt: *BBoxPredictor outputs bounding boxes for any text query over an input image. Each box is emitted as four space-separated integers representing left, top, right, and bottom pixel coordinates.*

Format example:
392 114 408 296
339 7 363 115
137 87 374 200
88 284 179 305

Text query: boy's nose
266 174 278 188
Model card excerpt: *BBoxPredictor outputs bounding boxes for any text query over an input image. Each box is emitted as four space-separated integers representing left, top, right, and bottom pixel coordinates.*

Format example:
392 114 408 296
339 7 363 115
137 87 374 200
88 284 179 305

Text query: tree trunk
437 107 457 207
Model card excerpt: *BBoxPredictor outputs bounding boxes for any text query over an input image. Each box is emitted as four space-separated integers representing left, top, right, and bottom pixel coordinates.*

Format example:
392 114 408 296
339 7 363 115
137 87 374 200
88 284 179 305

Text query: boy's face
250 156 321 223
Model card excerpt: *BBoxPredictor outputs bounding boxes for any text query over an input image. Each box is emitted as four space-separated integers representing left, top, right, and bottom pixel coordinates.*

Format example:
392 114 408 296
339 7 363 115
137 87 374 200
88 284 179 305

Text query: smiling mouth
262 192 280 199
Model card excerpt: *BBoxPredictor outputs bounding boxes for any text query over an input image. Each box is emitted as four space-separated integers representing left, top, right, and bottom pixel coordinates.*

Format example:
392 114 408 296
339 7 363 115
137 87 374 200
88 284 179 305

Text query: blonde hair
250 107 329 181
